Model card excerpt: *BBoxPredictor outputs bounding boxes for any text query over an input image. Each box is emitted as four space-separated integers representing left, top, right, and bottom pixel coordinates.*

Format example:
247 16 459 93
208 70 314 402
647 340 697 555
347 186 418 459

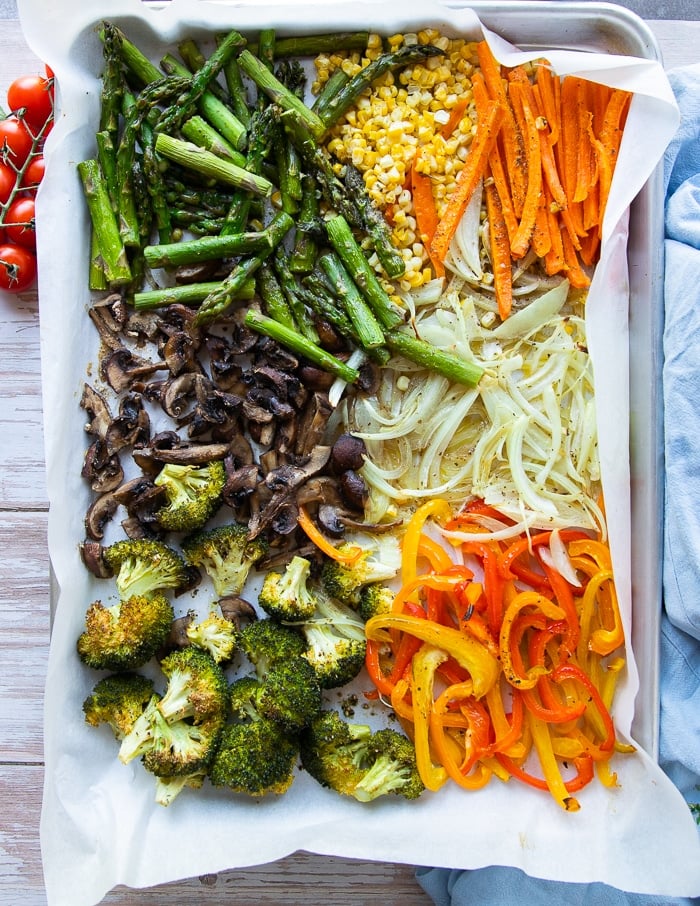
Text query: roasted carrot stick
508 79 542 260
411 156 445 278
485 178 513 320
430 100 505 264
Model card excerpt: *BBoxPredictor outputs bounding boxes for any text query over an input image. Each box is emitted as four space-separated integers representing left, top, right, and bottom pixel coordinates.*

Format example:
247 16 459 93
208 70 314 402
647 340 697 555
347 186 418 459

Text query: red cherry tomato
0 163 15 204
7 74 53 131
20 154 45 189
0 116 33 168
0 243 36 293
5 197 36 251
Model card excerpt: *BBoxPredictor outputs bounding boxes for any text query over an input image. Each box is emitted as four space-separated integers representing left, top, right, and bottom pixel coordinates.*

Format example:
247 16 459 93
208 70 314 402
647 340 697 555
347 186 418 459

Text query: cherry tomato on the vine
0 163 16 205
7 74 53 132
20 154 45 189
5 197 36 251
0 116 33 169
0 243 36 293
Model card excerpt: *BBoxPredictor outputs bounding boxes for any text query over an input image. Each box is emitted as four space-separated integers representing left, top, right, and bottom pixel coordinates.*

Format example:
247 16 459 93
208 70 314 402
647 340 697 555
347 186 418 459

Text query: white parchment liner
19 0 700 902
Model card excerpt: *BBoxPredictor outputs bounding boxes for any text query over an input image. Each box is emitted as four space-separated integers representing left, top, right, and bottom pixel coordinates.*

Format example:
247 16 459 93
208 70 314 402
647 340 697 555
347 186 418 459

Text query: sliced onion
538 529 583 588
492 278 569 340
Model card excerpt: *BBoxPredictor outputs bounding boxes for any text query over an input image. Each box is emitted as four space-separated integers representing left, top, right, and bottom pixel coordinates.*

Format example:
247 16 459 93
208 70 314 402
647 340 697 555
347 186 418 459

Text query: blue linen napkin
416 66 700 906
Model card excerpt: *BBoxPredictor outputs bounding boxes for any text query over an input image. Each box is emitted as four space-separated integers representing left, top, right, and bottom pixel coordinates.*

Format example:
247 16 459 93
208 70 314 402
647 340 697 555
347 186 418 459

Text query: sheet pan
21 0 700 902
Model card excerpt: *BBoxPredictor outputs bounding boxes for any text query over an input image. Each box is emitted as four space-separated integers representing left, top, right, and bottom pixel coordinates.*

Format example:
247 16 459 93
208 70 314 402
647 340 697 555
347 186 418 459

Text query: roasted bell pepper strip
418 534 454 574
499 592 564 689
496 750 594 796
401 498 453 587
297 505 362 564
527 710 581 811
484 684 526 757
411 644 449 791
366 613 501 699
551 662 616 753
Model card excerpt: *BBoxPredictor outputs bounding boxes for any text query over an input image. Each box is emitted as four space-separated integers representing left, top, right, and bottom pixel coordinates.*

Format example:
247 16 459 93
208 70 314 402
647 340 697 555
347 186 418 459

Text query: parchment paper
18 0 700 903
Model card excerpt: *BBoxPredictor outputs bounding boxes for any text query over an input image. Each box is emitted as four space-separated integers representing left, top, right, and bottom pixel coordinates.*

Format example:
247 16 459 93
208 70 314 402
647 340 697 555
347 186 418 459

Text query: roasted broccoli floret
82 672 155 739
300 710 424 802
77 593 174 671
182 523 267 597
142 708 223 778
185 609 239 665
154 460 226 533
297 591 367 689
157 647 229 725
118 693 163 765
357 582 395 622
238 618 306 677
258 555 317 622
102 538 190 599
321 534 401 606
208 718 299 796
154 771 207 807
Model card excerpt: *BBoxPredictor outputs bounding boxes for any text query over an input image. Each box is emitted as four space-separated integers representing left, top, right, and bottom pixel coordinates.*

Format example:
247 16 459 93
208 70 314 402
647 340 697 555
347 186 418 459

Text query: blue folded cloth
416 65 700 906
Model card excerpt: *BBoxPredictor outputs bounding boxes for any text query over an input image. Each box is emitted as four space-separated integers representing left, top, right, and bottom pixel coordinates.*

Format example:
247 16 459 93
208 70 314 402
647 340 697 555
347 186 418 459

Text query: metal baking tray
40 0 663 753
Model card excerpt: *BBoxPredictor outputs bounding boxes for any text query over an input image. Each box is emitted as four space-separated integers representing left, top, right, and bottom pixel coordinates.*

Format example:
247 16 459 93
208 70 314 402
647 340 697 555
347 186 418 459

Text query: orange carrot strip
508 80 542 260
597 89 632 237
558 76 586 237
561 227 591 289
476 41 527 218
535 61 560 147
430 101 504 264
441 94 470 138
579 224 600 267
411 156 445 278
543 186 566 276
532 192 552 259
484 179 513 320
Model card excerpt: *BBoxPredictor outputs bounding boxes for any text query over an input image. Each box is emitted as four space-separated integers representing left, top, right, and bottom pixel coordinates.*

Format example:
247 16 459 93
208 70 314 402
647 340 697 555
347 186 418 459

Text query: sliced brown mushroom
161 372 202 420
163 330 202 376
80 383 113 439
79 541 113 579
101 347 167 394
82 439 124 493
294 392 333 457
88 294 128 352
133 438 231 470
218 595 257 630
124 310 165 346
105 392 151 454
84 491 120 540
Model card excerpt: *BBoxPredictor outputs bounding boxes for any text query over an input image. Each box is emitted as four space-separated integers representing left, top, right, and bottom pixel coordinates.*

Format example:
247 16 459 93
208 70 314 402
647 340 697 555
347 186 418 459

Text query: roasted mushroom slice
88 293 127 351
105 392 150 454
79 541 113 579
84 490 120 541
82 439 124 494
101 346 167 394
80 383 113 440
219 595 257 630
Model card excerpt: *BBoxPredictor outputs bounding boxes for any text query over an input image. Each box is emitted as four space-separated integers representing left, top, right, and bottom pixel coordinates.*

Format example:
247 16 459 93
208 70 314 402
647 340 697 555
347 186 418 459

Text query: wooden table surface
1 14 698 906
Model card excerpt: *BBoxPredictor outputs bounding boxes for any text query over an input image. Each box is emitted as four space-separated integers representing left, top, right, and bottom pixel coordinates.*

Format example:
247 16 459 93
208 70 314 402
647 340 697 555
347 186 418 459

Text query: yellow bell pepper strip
589 572 623 656
366 613 501 700
418 534 454 574
484 683 526 758
499 591 565 690
411 644 450 791
527 710 581 811
401 498 453 586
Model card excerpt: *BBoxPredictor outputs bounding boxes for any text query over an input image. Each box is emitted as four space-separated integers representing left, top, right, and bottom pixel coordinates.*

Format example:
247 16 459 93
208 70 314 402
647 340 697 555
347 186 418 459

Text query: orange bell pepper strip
499 591 565 690
366 613 501 699
496 749 594 798
297 505 363 564
552 662 616 754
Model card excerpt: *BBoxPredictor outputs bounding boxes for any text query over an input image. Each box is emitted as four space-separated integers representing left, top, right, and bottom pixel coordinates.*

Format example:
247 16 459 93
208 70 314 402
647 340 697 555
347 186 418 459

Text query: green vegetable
82 672 155 739
182 523 268 598
154 460 226 533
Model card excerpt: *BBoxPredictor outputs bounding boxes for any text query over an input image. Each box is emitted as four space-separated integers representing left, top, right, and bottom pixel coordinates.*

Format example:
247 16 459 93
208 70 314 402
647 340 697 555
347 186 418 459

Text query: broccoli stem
244 310 360 384
193 210 294 326
317 43 445 129
133 278 255 310
318 251 385 349
154 133 274 197
324 214 405 331
385 329 484 387
77 158 132 287
237 49 326 140
160 53 248 152
144 227 273 269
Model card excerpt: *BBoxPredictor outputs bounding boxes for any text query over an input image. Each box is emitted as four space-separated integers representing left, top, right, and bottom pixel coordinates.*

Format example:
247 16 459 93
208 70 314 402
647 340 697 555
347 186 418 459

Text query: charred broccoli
297 590 367 689
154 460 226 533
238 618 306 677
142 708 224 778
185 608 239 665
182 523 267 598
154 771 207 807
258 555 317 622
300 710 424 802
321 534 401 607
102 538 190 599
82 672 155 739
157 647 229 725
357 582 395 622
209 718 299 796
76 593 174 671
